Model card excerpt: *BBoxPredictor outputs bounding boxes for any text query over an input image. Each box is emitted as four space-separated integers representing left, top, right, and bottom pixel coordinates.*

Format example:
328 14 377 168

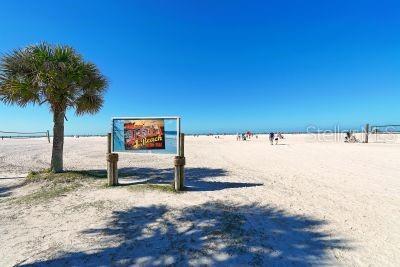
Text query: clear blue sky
1 0 399 134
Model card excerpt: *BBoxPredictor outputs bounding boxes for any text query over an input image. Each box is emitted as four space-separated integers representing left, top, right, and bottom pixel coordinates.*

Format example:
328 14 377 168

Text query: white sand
0 134 399 266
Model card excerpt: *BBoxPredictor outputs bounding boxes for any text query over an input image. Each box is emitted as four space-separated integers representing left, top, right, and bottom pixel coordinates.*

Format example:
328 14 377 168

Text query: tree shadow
0 181 25 198
79 167 263 192
22 201 351 266
0 176 25 180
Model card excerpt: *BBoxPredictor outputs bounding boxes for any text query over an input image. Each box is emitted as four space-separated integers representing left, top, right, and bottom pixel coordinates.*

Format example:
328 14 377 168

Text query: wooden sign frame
111 116 181 156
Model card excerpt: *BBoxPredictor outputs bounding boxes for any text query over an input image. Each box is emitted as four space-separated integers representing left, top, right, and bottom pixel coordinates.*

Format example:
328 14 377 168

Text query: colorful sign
112 117 179 154
123 119 165 150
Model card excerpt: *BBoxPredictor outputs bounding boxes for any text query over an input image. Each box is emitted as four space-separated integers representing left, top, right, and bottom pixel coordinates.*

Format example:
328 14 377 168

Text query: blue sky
1 0 399 134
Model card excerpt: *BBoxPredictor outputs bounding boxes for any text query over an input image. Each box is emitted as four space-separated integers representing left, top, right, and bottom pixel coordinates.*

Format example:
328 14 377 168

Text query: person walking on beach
275 132 284 145
269 132 274 145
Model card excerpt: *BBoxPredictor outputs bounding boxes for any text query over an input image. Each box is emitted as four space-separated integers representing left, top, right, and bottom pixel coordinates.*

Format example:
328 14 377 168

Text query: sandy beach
0 134 399 266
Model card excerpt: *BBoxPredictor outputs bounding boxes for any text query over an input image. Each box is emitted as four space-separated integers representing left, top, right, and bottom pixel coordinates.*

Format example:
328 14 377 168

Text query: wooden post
107 153 119 186
364 124 369 143
174 158 181 191
107 132 118 186
107 133 112 153
179 133 185 187
174 133 185 191
47 130 50 143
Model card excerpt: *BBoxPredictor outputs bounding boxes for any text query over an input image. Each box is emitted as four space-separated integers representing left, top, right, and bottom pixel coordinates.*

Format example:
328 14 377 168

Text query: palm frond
75 93 104 115
0 79 41 106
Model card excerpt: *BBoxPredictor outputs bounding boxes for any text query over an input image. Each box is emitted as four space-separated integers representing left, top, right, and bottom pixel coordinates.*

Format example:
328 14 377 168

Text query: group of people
236 132 257 141
235 132 284 144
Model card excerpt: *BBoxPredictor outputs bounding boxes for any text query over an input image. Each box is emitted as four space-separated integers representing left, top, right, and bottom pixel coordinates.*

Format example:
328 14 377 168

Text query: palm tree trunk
51 110 65 172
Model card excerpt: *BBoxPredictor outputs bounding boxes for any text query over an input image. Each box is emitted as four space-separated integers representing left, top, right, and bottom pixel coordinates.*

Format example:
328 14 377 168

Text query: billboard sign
112 117 180 155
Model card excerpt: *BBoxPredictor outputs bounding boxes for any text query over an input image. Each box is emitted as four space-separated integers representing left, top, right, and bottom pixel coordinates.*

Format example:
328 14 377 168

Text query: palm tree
0 43 107 172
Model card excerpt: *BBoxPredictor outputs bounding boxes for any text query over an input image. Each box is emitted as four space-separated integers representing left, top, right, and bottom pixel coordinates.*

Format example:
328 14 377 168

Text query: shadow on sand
77 167 264 192
0 181 25 197
21 201 350 266
0 176 25 180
